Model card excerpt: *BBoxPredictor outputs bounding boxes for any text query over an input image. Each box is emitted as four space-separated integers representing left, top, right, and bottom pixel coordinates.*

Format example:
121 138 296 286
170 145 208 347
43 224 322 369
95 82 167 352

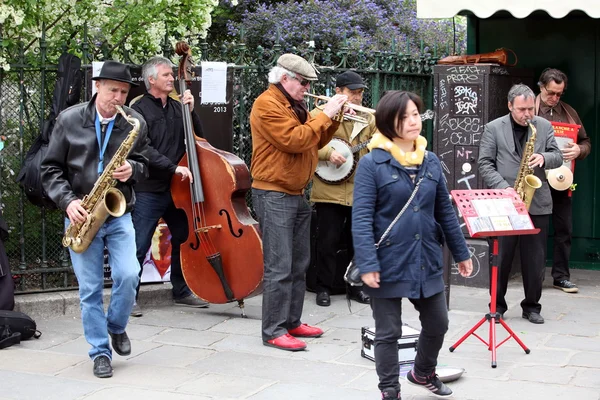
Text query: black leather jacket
41 96 149 212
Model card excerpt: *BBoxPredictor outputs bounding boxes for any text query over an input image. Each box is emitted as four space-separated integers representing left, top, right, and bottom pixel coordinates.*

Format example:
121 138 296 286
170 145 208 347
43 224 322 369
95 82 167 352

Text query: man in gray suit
478 84 562 324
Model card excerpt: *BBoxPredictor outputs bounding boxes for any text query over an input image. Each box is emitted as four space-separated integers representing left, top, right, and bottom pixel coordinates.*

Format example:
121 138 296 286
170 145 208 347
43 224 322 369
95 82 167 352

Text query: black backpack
0 310 41 349
16 52 82 209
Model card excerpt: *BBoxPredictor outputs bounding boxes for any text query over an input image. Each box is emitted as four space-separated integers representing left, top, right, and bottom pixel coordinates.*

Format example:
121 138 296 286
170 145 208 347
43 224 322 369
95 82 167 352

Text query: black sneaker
93 355 113 378
553 280 579 293
381 387 400 399
406 369 453 397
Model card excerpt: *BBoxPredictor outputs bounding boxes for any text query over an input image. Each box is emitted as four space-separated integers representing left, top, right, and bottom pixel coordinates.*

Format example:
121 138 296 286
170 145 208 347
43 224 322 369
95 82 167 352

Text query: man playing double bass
130 56 208 316
250 54 347 351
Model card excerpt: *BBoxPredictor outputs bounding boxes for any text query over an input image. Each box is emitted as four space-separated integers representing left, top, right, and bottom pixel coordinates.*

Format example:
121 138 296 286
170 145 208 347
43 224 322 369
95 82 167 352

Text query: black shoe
93 355 113 378
316 291 330 307
553 279 579 293
522 311 544 324
381 387 400 399
109 331 131 356
174 294 210 308
348 289 370 304
406 369 453 397
130 302 143 317
494 312 504 324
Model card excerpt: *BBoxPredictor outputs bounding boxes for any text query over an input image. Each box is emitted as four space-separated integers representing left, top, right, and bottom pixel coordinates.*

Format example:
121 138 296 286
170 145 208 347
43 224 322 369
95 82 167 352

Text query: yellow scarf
367 132 428 166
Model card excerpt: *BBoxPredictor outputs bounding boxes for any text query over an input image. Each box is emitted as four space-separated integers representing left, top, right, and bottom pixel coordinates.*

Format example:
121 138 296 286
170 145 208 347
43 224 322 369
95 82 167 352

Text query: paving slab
6 267 600 400
0 370 103 400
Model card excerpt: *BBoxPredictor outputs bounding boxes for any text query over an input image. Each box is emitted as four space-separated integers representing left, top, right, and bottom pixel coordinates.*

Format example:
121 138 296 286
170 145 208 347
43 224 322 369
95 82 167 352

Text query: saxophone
62 105 140 253
514 120 542 211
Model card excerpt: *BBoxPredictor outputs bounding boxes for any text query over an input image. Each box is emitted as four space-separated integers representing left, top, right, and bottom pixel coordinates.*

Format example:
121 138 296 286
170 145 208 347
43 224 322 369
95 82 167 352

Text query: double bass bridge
195 224 222 233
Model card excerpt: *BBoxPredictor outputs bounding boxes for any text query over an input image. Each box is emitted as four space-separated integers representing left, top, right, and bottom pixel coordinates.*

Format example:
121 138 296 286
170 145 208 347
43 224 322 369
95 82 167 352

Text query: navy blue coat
352 149 470 299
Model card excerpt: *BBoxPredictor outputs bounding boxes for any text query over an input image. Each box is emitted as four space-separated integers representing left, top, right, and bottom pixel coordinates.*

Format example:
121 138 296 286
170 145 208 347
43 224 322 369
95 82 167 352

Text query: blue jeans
252 189 311 341
132 192 191 300
67 213 139 361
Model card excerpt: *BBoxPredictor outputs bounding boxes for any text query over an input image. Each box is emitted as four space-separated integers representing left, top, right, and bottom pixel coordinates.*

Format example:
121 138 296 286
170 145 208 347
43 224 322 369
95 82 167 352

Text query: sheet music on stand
451 188 540 238
448 188 538 367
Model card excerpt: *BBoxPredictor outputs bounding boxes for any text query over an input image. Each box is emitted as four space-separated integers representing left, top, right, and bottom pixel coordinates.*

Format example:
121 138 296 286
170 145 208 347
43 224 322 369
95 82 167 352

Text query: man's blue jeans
252 189 311 342
132 191 191 300
67 213 139 361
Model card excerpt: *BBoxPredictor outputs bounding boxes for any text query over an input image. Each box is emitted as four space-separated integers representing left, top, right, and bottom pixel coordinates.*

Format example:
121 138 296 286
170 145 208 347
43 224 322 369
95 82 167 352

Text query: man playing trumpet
310 71 376 307
250 53 347 351
535 68 591 294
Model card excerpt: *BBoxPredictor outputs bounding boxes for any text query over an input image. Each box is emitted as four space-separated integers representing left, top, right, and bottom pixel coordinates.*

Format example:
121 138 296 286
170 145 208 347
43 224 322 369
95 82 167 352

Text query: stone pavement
3 268 600 400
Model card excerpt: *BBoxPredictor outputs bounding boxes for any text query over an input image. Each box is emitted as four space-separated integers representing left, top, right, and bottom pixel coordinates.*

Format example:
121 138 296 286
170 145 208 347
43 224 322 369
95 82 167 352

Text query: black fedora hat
92 60 138 87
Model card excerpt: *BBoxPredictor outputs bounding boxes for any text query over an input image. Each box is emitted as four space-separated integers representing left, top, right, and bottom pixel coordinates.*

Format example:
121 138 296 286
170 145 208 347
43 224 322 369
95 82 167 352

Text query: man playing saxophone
478 84 562 325
41 61 149 378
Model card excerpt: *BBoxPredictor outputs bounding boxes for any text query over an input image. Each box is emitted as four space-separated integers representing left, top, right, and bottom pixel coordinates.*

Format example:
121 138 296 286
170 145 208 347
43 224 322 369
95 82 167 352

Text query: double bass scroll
170 42 263 316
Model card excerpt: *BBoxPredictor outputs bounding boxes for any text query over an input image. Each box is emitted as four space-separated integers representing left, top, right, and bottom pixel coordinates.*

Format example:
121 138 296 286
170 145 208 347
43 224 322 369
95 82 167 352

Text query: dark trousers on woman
371 291 448 392
132 191 191 300
550 188 573 282
495 214 549 314
315 202 353 294
252 189 312 342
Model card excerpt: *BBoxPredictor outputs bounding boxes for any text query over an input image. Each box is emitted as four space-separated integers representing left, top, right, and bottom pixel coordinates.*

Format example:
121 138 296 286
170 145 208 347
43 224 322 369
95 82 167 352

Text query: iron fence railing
0 29 443 293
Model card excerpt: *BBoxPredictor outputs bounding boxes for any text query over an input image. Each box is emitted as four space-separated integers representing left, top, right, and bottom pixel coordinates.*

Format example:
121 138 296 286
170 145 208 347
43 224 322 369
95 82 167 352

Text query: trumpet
304 93 373 124
304 93 436 123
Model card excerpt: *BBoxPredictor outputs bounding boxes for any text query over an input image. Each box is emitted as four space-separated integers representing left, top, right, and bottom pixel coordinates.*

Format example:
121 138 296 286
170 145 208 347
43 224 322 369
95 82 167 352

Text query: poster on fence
104 220 172 283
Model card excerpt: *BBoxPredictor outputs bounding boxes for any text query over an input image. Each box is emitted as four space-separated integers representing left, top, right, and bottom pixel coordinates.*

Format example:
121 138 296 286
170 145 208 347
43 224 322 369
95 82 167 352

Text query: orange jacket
250 85 339 195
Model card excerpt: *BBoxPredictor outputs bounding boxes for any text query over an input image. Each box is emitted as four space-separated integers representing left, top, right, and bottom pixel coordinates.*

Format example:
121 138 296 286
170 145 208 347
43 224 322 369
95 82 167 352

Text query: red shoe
264 334 307 351
288 323 324 338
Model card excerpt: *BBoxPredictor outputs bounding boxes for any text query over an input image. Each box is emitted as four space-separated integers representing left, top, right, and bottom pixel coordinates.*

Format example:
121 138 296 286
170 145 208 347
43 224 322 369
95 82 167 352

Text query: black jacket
131 93 203 193
41 96 149 212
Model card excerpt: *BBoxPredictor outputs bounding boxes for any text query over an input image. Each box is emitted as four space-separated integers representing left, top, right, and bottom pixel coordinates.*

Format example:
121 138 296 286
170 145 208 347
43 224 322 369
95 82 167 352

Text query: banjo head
315 138 358 185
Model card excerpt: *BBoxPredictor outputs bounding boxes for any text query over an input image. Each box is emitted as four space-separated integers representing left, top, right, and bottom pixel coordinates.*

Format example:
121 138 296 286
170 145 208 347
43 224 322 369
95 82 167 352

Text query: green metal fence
0 34 442 294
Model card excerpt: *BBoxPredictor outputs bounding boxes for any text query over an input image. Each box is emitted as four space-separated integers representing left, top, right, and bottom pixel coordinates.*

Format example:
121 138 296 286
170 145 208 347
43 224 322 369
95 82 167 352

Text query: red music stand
448 189 539 368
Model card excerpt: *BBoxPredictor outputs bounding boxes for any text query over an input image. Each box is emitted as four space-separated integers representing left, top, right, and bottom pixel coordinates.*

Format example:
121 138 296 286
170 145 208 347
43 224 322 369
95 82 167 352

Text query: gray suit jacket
478 114 562 215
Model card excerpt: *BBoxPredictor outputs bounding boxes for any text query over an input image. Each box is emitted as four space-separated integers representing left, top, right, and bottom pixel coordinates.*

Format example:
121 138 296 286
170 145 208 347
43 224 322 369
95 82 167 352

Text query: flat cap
277 54 318 80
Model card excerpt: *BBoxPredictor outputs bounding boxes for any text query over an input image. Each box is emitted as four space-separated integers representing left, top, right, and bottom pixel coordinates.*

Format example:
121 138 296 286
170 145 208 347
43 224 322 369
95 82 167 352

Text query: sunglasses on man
293 76 310 87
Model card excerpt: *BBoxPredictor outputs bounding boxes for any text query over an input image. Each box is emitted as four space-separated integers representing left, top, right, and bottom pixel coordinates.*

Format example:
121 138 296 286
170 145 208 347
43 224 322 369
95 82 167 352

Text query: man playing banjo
310 71 377 307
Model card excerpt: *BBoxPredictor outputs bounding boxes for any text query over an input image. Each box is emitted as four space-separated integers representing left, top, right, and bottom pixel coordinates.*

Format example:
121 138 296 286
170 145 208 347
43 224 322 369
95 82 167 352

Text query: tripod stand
449 238 529 368
448 189 538 368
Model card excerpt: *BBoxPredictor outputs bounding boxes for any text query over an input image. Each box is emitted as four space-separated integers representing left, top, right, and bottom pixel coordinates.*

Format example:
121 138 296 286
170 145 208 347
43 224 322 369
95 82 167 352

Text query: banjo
315 138 370 184
315 110 435 185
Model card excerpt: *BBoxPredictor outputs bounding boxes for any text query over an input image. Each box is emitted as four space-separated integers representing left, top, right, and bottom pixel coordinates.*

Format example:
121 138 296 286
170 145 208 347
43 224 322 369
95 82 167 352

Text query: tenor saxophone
514 119 542 211
62 105 140 253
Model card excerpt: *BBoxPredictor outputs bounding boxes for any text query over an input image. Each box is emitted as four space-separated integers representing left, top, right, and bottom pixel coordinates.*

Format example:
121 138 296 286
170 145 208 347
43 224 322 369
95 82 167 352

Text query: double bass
171 42 263 316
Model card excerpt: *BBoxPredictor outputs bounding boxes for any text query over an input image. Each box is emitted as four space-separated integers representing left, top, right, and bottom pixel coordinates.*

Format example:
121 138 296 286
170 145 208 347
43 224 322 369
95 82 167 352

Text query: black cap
92 60 138 87
336 71 367 90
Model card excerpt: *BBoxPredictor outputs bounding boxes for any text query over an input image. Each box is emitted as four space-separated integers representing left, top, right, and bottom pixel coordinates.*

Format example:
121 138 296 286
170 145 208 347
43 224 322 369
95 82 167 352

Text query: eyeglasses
293 76 310 87
543 86 564 98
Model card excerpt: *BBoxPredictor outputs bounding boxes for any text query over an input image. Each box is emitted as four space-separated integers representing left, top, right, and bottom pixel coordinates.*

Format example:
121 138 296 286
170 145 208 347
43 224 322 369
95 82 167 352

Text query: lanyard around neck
95 114 115 174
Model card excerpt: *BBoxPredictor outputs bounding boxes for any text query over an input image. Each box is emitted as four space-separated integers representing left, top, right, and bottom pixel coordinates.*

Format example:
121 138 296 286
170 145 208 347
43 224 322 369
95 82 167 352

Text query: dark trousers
252 189 312 341
371 292 448 392
315 202 353 293
0 240 14 311
132 191 191 300
496 214 549 314
550 188 573 281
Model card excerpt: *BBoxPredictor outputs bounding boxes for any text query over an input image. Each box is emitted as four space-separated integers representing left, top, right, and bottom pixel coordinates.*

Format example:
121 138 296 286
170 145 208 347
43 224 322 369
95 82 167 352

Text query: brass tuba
514 120 542 210
62 105 140 253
